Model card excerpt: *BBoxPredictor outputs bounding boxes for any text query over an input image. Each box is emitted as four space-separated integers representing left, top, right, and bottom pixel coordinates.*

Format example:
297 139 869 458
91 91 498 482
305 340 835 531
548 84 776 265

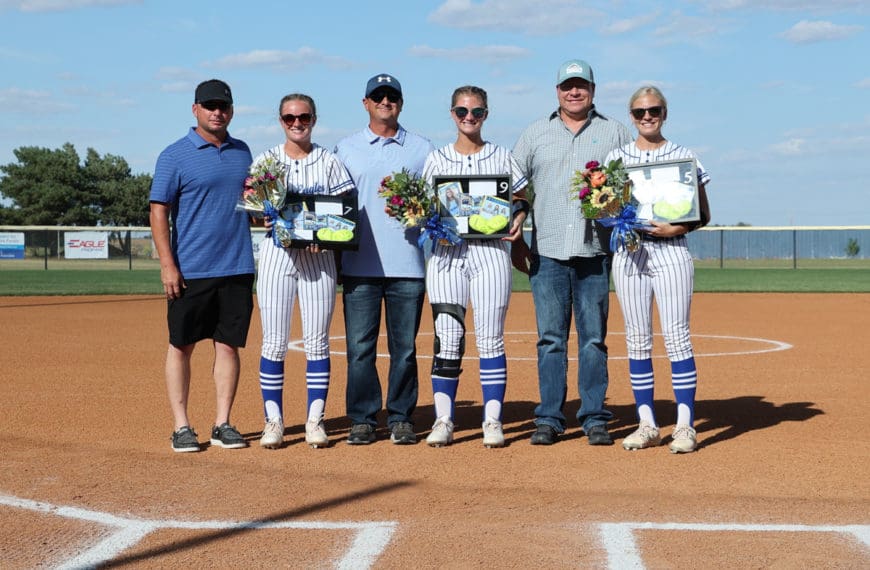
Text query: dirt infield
0 292 868 568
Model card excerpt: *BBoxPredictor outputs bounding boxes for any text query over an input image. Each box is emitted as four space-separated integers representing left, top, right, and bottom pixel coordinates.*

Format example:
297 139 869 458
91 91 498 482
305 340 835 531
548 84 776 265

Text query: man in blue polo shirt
335 73 434 445
150 79 255 453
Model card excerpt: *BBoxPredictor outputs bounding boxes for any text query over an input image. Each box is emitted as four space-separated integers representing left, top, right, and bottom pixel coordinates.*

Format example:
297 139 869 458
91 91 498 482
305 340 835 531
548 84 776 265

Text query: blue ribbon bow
263 200 289 248
598 205 649 252
417 213 463 251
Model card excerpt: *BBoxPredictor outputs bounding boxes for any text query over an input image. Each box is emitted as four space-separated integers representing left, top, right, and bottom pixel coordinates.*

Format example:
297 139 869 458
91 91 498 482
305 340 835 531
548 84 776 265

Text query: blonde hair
628 85 667 110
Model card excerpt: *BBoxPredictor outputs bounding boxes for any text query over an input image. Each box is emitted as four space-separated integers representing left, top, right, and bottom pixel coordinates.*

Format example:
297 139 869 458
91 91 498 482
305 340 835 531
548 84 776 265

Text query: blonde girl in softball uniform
604 85 710 453
256 93 353 449
422 85 529 448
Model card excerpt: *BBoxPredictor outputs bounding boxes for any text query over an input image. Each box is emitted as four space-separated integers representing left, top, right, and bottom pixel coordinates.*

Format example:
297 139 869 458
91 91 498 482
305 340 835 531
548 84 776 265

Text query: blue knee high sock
306 357 330 421
432 375 458 420
260 357 285 421
671 357 697 426
480 355 507 422
629 358 656 425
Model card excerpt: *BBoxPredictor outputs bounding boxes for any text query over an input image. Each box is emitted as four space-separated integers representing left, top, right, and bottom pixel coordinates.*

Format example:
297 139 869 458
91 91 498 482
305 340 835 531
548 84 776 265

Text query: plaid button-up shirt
513 107 632 259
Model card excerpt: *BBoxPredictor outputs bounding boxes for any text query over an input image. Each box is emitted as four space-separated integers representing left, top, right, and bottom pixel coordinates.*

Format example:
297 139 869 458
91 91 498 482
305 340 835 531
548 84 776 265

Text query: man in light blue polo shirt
150 79 255 453
513 60 632 447
335 73 434 445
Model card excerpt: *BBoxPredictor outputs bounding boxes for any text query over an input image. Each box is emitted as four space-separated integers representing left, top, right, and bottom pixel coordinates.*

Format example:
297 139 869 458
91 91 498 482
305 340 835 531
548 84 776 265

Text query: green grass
511 267 870 293
0 270 165 295
0 267 867 296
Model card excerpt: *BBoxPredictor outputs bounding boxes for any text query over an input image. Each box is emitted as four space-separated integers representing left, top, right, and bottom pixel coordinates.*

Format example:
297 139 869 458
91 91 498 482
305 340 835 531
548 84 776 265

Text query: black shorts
167 274 254 348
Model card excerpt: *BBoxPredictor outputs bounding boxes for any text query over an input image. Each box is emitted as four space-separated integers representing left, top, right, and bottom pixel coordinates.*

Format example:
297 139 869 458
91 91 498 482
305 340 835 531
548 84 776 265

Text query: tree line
0 143 152 227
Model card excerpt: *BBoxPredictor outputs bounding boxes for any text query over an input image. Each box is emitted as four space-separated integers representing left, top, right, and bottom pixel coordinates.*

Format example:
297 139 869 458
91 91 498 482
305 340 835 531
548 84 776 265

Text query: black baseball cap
195 79 233 104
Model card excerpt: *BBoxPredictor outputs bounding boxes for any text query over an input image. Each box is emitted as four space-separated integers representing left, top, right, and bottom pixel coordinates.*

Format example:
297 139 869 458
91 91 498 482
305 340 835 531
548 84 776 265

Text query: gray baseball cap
557 60 594 85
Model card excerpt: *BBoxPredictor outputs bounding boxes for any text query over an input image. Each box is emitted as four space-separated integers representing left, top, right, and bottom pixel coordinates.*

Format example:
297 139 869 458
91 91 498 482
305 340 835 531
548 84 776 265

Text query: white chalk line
3 493 867 568
289 331 793 361
0 493 396 570
599 521 870 570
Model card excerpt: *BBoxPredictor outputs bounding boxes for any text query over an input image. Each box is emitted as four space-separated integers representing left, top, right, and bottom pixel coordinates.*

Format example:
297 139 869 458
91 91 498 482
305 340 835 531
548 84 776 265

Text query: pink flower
589 170 607 188
585 160 600 170
578 187 591 199
390 196 404 205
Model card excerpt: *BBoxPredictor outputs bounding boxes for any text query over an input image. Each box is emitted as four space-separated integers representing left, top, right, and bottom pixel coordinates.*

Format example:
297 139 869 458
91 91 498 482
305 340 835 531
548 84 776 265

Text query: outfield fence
1 225 869 270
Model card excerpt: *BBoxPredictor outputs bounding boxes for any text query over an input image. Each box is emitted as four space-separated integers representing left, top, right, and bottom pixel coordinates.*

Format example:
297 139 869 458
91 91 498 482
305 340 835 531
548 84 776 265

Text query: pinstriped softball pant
257 236 336 361
426 240 512 360
612 237 695 362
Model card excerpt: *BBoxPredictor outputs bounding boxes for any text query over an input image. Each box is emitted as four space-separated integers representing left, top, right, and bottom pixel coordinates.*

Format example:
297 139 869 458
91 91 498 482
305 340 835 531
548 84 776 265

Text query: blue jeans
529 254 613 432
343 276 425 427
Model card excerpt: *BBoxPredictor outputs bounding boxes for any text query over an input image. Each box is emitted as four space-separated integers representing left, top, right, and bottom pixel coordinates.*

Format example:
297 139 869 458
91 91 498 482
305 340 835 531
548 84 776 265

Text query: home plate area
2 494 868 569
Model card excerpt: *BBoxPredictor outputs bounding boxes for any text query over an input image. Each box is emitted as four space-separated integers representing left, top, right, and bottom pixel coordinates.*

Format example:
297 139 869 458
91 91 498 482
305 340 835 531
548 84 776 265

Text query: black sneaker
171 426 201 453
389 422 416 445
586 424 614 446
210 423 248 449
347 423 376 445
530 424 558 445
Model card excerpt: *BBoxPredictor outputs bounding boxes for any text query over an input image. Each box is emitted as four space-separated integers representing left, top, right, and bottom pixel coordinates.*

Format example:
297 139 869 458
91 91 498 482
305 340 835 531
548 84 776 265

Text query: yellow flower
591 186 615 208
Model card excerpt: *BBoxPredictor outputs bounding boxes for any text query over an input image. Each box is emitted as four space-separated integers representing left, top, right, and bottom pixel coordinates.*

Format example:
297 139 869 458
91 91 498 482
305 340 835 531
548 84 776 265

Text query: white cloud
602 11 661 35
2 0 140 12
0 87 75 113
653 11 722 45
779 20 863 43
769 137 806 156
154 67 201 94
697 0 867 12
207 48 353 71
428 0 603 35
856 78 870 88
408 44 529 65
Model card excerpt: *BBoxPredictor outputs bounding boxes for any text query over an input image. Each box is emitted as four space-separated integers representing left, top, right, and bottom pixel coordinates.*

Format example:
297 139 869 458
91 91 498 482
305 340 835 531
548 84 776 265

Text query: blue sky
1 0 867 226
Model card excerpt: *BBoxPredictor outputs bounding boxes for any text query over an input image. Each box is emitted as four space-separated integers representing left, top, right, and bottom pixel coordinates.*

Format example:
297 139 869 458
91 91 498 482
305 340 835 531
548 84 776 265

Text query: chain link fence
2 225 868 270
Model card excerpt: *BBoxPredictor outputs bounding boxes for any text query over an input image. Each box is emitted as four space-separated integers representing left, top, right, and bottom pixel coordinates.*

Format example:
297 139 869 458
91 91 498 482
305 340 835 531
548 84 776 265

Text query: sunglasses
281 113 313 126
200 101 231 112
630 106 664 120
368 89 401 103
452 106 487 119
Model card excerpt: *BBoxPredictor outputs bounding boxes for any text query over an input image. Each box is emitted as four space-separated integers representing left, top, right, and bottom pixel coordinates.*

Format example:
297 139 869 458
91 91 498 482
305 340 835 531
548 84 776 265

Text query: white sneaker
305 417 329 448
426 417 454 447
482 419 505 448
669 424 697 454
260 417 284 449
622 421 661 451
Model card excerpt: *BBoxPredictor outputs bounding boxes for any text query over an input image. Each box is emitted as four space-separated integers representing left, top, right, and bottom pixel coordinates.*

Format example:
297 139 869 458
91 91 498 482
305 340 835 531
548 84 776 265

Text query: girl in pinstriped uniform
422 85 530 448
604 86 711 453
255 93 353 449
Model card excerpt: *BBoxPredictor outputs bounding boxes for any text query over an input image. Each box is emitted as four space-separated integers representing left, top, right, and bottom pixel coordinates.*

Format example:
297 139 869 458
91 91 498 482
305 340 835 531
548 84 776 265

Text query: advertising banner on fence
65 231 109 259
0 232 25 259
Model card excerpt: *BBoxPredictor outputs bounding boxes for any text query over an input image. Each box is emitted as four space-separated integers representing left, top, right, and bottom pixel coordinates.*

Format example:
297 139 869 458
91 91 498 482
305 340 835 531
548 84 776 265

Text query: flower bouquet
378 169 432 228
571 158 646 252
237 155 287 218
378 169 461 250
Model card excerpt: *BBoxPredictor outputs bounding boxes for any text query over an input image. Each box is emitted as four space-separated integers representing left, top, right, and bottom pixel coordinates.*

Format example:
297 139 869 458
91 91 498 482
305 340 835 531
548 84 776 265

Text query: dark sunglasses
368 89 401 103
630 106 663 120
452 106 487 119
200 101 231 112
281 113 313 126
